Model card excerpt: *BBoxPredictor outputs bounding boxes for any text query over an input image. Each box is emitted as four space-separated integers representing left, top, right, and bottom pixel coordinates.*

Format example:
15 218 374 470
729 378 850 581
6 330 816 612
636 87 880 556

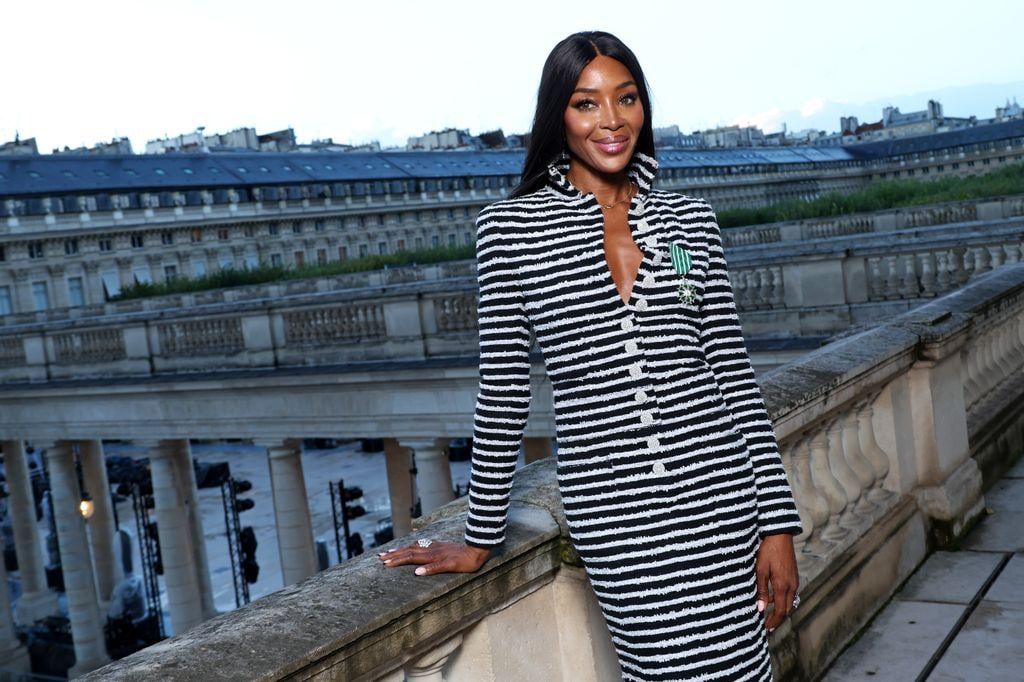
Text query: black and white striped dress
464 152 803 681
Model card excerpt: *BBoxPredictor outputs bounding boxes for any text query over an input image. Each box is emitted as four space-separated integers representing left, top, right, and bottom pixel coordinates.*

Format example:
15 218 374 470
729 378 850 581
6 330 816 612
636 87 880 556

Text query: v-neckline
602 200 646 310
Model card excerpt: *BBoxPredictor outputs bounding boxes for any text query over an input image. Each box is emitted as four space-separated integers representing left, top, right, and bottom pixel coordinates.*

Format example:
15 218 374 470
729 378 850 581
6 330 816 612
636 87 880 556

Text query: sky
3 0 1023 153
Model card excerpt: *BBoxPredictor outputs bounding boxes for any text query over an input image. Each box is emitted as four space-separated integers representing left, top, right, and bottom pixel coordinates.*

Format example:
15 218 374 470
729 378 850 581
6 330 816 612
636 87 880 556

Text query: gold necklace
597 181 637 210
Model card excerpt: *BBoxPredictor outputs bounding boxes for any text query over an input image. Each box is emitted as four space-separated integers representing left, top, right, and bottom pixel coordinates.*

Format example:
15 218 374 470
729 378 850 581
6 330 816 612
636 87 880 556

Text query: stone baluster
824 416 866 534
405 635 463 681
769 266 784 308
0 441 59 625
899 253 919 298
919 252 937 297
737 270 753 309
45 442 110 676
808 420 851 553
780 434 823 577
961 341 981 410
838 409 878 518
855 392 895 507
935 251 952 293
868 258 884 301
989 244 1005 269
883 255 900 300
952 246 969 285
971 246 989 278
1005 242 1021 265
758 268 773 309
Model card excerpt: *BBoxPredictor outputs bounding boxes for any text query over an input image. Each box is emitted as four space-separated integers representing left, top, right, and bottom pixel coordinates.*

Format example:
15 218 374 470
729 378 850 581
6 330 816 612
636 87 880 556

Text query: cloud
728 108 785 133
800 97 827 118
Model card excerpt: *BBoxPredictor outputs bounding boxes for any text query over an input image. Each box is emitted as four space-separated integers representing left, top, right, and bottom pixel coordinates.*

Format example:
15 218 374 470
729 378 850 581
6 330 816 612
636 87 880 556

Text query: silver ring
417 538 433 548
792 594 801 610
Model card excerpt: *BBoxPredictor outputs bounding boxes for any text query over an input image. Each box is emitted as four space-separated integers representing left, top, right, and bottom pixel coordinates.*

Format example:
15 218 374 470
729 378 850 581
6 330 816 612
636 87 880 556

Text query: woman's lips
593 136 630 155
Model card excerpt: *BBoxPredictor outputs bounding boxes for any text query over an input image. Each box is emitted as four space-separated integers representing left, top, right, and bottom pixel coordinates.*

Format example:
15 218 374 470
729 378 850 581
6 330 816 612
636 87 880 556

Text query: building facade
2 120 1023 319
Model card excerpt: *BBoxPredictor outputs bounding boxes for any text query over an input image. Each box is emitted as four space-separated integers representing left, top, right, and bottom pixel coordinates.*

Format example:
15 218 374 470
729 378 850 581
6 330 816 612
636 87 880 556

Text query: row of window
6 209 480 260
0 230 477 314
1 176 516 217
877 152 1021 179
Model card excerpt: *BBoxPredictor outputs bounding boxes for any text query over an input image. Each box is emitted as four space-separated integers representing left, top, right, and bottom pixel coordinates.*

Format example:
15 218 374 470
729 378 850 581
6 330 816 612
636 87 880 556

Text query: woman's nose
600 106 623 130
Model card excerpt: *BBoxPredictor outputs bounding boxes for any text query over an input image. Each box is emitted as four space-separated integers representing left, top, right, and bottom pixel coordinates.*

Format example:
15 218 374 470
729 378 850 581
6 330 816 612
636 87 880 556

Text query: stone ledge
79 502 561 681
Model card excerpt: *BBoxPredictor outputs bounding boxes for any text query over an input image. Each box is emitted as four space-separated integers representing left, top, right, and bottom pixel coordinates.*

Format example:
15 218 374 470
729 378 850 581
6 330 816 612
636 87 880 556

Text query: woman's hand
755 533 799 633
378 539 492 576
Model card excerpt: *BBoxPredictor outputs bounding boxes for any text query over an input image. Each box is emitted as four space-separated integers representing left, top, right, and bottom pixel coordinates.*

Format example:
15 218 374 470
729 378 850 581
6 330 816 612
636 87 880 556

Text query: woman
380 30 802 681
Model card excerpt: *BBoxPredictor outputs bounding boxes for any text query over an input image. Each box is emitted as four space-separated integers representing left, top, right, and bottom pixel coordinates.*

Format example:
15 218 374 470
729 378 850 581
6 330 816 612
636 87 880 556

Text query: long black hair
511 31 655 198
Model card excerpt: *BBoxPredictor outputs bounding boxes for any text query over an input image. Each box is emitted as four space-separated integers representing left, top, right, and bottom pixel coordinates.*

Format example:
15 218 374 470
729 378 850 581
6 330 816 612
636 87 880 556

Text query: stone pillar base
0 643 30 676
914 457 985 547
69 654 110 679
14 589 60 626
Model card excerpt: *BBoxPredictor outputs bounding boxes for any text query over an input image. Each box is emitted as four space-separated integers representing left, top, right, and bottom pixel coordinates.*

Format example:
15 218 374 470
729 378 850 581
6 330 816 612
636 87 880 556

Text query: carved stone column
44 441 109 676
78 440 121 603
263 440 317 586
0 534 30 674
145 440 204 630
0 440 59 624
383 439 414 538
407 437 454 515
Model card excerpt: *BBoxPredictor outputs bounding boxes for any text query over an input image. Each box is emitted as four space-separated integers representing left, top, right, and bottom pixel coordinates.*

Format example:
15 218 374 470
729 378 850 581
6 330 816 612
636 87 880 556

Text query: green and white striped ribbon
670 242 692 275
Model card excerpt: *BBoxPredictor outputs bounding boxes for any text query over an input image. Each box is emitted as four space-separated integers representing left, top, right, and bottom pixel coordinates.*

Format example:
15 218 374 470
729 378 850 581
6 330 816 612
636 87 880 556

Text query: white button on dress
625 340 639 354
621 318 635 332
646 436 660 451
634 389 648 402
652 461 666 475
640 411 654 425
629 363 642 379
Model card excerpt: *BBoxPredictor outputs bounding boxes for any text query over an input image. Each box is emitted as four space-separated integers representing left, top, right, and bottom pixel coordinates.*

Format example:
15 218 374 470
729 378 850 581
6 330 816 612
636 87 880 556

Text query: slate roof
844 119 1024 159
3 117 1021 199
0 147 856 198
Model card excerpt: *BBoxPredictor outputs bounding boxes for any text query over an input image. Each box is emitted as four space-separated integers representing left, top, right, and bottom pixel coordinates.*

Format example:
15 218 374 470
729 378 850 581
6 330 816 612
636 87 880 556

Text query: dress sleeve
696 201 803 539
463 210 533 548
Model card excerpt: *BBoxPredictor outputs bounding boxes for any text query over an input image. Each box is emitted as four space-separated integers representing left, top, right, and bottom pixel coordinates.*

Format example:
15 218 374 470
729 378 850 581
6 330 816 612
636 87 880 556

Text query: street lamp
79 492 94 520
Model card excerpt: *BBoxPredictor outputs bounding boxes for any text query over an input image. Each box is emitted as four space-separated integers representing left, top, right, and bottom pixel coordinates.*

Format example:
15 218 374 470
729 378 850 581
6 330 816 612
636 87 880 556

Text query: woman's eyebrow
572 80 637 94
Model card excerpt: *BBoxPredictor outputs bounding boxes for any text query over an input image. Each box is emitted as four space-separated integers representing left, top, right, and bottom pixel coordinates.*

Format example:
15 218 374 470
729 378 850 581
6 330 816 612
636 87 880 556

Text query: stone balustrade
76 264 1024 682
4 212 1024 385
720 193 1024 247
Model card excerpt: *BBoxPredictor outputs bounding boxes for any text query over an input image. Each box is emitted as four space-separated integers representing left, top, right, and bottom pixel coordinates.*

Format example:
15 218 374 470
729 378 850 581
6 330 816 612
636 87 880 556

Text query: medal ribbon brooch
670 242 697 304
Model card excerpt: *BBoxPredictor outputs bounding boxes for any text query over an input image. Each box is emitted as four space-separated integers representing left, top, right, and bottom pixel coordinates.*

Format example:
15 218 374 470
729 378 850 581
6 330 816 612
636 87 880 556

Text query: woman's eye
620 93 638 105
572 99 597 111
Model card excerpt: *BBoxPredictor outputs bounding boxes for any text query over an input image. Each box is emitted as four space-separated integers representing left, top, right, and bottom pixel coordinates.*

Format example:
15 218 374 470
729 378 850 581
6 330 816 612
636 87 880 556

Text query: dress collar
545 151 659 205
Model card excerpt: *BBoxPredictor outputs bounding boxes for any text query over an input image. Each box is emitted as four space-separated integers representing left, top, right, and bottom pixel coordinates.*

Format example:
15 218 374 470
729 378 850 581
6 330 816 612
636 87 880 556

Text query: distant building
0 136 39 156
145 127 297 154
406 128 479 151
701 125 765 149
654 125 701 148
995 99 1023 121
53 137 134 155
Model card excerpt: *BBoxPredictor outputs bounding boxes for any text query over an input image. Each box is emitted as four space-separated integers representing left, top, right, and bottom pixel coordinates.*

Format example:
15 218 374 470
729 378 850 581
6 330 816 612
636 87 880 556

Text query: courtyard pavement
823 456 1024 681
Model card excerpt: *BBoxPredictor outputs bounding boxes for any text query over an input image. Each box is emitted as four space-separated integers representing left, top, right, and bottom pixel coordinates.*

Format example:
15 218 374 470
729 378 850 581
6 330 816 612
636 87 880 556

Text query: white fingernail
414 567 425 576
756 600 766 613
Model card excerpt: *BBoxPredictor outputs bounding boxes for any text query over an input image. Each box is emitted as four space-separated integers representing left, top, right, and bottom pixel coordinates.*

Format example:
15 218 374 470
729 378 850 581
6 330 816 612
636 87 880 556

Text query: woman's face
563 54 644 184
